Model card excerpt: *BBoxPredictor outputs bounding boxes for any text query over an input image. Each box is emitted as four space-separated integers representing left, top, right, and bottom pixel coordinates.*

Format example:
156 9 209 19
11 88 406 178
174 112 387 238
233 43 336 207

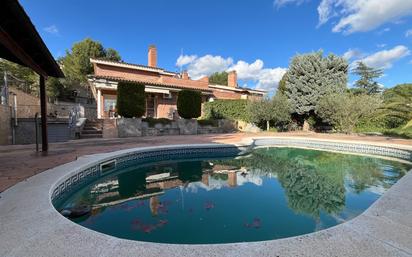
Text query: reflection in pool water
58 147 411 244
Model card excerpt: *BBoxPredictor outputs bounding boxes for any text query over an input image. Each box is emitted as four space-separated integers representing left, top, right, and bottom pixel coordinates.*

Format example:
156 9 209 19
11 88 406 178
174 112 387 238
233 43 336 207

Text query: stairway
80 119 103 139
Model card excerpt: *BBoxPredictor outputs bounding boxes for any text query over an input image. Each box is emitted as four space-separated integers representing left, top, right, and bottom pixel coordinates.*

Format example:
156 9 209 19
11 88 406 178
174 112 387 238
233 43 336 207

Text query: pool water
57 147 411 244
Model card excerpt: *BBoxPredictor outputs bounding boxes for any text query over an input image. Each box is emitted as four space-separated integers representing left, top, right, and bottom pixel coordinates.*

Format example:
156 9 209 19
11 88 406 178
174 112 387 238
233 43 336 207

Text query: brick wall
212 89 242 100
156 92 178 119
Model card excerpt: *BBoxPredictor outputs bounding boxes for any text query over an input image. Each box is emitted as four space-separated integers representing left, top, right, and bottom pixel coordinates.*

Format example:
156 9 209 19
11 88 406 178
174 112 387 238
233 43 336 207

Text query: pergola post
39 75 48 152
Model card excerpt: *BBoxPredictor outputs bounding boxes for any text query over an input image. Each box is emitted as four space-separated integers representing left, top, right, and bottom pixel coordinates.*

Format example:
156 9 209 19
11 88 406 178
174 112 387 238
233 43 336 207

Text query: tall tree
284 51 348 127
61 38 121 84
277 72 287 95
353 61 383 94
209 71 228 85
103 48 122 62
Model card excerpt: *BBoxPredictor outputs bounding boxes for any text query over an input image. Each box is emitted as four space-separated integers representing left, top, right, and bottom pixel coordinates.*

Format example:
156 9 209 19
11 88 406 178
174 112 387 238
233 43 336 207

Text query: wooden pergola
0 0 64 152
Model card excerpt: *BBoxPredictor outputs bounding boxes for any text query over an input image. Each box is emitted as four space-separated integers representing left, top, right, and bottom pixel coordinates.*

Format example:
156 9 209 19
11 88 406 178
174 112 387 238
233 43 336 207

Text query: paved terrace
1 132 412 193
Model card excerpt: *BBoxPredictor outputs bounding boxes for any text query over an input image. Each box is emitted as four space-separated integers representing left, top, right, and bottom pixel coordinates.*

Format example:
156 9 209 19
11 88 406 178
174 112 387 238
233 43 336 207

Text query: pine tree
353 62 383 94
284 51 348 122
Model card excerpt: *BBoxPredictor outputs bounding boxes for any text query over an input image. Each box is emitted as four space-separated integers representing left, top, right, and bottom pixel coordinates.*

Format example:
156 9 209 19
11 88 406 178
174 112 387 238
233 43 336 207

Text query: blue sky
20 0 412 92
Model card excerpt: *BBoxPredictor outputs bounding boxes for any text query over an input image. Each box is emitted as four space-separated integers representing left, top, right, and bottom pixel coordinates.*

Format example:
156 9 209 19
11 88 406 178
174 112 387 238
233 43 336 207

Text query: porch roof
91 75 213 93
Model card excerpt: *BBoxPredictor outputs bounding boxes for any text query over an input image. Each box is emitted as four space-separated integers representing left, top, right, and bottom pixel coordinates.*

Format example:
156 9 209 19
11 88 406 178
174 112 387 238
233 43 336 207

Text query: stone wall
0 105 12 145
12 118 73 145
112 118 237 138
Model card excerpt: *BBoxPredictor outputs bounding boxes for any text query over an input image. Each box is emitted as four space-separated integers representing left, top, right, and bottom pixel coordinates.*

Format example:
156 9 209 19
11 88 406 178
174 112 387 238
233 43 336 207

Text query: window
104 97 116 111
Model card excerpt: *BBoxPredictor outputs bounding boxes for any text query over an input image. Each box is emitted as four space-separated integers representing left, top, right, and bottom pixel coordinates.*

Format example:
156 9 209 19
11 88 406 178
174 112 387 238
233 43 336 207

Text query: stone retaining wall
112 118 236 138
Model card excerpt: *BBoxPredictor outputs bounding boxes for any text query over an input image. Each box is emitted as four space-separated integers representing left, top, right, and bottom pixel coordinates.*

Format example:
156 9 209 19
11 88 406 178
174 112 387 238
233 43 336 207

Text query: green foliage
142 117 172 127
317 93 382 133
197 119 219 127
383 125 412 139
209 71 228 85
285 51 348 117
103 48 122 62
380 83 412 127
203 99 250 122
247 93 291 131
116 82 145 118
61 38 122 83
177 90 202 119
277 72 287 95
353 62 383 94
0 58 39 94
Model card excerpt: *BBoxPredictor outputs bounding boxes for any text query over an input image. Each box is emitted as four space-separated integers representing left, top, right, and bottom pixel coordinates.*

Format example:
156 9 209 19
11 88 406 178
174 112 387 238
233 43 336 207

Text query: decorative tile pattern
254 138 412 161
51 140 411 205
51 146 243 203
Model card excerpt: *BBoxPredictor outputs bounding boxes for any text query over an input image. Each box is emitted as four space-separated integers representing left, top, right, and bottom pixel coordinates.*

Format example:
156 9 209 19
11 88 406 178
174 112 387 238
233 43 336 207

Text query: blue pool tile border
51 146 244 203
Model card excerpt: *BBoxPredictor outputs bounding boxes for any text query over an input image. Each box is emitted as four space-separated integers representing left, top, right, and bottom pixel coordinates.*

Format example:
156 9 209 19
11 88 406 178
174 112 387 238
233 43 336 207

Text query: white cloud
273 0 308 8
317 0 412 34
228 59 287 91
228 60 264 80
405 29 412 37
43 25 59 35
176 55 197 67
176 54 287 92
353 45 410 70
181 55 233 79
377 44 386 48
342 49 363 60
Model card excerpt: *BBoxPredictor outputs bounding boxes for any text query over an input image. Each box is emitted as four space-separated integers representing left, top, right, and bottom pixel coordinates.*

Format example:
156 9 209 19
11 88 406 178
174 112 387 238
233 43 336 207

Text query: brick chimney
148 45 157 67
182 70 189 80
228 70 237 88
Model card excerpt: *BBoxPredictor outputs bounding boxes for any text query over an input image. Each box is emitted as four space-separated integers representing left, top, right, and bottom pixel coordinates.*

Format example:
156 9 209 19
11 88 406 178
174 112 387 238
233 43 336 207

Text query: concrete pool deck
0 133 412 256
1 132 412 192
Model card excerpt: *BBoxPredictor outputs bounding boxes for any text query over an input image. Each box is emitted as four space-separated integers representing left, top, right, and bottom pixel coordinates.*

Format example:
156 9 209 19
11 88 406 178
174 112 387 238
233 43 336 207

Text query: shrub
197 119 219 127
116 82 145 118
247 94 291 131
316 93 382 133
203 99 250 122
177 90 202 119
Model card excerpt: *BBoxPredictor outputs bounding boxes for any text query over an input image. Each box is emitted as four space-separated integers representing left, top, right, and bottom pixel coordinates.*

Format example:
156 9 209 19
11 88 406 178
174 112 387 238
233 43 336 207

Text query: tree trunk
302 119 310 132
266 120 270 131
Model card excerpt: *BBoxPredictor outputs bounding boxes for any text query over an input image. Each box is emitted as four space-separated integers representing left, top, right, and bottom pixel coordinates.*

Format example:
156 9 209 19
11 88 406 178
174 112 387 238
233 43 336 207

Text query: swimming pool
55 146 411 244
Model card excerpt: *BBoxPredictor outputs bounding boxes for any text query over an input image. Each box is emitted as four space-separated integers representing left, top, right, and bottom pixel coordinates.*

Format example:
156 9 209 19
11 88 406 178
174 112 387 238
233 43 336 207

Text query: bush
116 82 145 118
197 119 219 127
177 90 202 119
142 117 173 127
203 99 250 122
317 93 382 133
247 94 291 131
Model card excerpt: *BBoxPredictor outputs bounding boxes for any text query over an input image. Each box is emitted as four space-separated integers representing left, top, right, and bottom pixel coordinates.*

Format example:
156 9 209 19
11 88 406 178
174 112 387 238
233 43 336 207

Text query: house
88 45 266 119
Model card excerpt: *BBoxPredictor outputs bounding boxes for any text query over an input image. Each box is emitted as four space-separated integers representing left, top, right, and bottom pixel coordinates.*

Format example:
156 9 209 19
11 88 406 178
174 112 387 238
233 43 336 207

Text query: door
146 94 156 117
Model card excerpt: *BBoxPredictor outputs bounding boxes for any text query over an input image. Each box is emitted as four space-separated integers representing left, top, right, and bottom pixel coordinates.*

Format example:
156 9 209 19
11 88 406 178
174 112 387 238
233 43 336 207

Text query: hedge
177 90 201 119
203 99 250 122
116 82 145 118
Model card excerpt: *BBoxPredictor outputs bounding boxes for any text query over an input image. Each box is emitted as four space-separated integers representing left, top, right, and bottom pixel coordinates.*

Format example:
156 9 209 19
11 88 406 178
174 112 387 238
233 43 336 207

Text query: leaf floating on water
204 201 215 211
244 217 262 229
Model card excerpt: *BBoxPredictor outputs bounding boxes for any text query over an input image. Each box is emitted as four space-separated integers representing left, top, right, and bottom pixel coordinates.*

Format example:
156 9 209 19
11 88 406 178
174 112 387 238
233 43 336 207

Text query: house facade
88 45 266 119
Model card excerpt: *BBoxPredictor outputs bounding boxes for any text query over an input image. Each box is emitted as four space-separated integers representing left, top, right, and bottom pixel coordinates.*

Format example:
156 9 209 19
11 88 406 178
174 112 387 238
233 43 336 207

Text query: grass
355 120 412 139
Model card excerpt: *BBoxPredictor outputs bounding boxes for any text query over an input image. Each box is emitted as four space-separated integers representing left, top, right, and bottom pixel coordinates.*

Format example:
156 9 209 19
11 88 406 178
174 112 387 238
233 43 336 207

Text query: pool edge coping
0 137 411 257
